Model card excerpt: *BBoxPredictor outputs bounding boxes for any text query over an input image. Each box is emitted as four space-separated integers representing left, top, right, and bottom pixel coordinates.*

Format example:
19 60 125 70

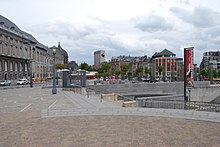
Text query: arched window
25 63 27 71
20 63 22 72
5 61 8 71
10 62 13 71
15 62 18 71
0 61 2 71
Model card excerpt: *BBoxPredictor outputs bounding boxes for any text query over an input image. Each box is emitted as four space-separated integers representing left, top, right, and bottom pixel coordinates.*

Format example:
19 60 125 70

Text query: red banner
185 47 194 86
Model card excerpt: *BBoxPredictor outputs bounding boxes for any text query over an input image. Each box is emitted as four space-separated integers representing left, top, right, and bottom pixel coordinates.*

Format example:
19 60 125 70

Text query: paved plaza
1 87 220 146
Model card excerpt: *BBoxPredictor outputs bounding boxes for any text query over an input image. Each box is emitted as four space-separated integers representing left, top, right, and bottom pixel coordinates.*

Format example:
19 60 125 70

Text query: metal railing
186 101 220 112
143 99 220 112
144 100 184 109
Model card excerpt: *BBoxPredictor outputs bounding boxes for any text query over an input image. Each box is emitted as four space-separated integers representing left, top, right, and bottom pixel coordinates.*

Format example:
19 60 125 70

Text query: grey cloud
170 7 220 28
206 26 220 38
134 14 173 32
187 26 220 47
29 20 97 41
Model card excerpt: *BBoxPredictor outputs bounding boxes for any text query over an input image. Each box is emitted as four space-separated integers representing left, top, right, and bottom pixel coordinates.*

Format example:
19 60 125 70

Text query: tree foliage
157 66 163 75
199 69 220 78
55 63 67 69
101 63 111 72
145 67 150 74
120 64 129 75
199 69 208 77
212 70 218 78
96 63 111 80
79 62 93 71
135 67 143 75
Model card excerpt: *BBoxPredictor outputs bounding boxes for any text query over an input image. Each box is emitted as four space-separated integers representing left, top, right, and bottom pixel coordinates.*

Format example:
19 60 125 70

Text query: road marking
20 104 32 112
48 100 57 110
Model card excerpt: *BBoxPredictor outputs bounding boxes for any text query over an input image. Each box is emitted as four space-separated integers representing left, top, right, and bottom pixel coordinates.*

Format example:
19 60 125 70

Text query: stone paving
1 87 220 146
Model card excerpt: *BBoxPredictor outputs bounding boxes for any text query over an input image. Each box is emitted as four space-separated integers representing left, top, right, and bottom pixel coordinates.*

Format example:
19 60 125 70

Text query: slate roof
49 43 68 56
152 49 176 58
36 42 48 50
0 15 37 43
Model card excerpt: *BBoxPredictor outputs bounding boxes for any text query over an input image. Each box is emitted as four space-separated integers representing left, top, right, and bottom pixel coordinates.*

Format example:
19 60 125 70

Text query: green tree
120 64 129 79
55 63 67 69
199 69 208 77
115 70 121 75
212 70 218 78
157 66 163 81
144 67 150 75
157 66 163 76
135 67 143 75
135 67 143 81
79 62 93 71
127 72 132 80
100 63 111 73
97 63 111 81
144 67 151 78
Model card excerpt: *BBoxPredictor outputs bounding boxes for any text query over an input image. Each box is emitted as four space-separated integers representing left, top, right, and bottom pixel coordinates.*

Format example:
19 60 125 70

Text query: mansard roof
0 15 37 43
152 49 176 58
36 42 48 51
0 15 21 33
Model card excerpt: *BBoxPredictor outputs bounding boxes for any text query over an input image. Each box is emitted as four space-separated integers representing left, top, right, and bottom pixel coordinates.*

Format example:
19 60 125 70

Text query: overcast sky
1 0 220 65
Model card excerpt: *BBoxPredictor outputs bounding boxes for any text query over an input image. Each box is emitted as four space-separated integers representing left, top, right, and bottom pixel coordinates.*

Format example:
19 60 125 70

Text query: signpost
184 47 194 109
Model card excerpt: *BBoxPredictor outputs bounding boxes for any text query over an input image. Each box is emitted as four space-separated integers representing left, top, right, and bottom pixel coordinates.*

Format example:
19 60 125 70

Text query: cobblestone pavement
0 87 220 146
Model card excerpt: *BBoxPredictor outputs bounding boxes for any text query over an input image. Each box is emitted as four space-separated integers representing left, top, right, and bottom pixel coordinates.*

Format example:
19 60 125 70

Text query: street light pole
52 49 57 94
29 47 33 88
30 60 33 88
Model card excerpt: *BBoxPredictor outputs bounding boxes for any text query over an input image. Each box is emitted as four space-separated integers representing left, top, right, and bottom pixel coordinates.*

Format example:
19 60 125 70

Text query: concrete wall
88 82 184 95
190 85 220 102
89 82 220 103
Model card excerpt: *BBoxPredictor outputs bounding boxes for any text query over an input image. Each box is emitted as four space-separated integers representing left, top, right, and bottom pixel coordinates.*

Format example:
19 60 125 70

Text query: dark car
0 80 12 86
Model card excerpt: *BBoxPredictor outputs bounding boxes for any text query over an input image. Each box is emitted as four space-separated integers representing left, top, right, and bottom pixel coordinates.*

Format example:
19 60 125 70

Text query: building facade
67 61 79 73
150 49 180 82
94 50 105 67
200 51 220 70
0 15 68 81
129 56 150 77
48 43 69 77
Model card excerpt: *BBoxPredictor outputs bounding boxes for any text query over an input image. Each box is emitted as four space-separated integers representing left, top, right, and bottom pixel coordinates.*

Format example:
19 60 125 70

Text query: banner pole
184 48 187 109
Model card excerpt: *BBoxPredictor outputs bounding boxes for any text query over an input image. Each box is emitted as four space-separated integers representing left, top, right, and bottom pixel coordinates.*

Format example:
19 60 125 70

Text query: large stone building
0 15 68 81
48 43 68 77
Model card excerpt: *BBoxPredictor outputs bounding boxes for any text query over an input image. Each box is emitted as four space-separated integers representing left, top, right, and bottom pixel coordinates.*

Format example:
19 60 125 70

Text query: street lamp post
29 47 33 88
52 48 57 94
29 60 33 88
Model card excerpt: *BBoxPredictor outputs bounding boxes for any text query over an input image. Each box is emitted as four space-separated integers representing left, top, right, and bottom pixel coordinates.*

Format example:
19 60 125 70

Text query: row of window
0 35 48 64
0 61 27 72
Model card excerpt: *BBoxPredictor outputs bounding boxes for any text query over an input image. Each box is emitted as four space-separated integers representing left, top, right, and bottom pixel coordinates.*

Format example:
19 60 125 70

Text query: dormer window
0 22 4 25
10 26 15 30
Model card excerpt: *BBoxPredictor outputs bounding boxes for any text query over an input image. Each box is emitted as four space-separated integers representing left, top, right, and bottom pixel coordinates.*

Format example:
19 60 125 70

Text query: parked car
17 79 29 85
0 80 11 86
